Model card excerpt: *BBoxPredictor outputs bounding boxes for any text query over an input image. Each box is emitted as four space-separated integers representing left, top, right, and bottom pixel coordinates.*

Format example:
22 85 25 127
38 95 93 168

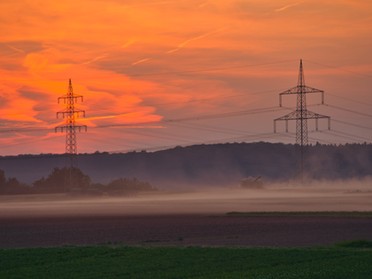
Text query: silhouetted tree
33 167 91 193
0 169 6 187
0 169 31 195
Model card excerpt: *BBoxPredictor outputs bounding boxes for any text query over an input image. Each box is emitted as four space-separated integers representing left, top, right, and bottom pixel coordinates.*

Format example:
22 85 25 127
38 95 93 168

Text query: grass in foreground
1 243 372 279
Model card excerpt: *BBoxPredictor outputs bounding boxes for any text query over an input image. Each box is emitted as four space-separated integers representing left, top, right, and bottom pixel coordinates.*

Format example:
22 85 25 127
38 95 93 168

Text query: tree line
0 142 371 190
0 167 156 196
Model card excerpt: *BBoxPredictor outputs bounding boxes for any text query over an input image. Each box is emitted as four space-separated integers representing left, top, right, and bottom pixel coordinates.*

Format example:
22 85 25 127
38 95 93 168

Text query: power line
304 59 372 79
119 127 203 144
165 106 283 123
2 106 371 148
93 106 286 129
324 129 370 143
333 119 372 131
0 135 59 148
167 121 249 137
0 105 286 133
125 59 297 77
108 132 284 154
324 103 372 118
327 92 372 108
2 58 372 155
87 87 283 117
0 127 51 133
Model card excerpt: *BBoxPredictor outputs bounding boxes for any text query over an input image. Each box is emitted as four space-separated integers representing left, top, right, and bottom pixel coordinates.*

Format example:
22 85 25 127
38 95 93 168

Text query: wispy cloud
82 54 108 65
131 58 152 66
6 44 25 53
129 27 227 67
275 1 303 12
82 54 107 65
166 27 227 54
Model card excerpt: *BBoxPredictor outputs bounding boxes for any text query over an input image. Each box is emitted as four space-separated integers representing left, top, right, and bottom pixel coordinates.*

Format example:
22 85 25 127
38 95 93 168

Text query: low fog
1 179 372 218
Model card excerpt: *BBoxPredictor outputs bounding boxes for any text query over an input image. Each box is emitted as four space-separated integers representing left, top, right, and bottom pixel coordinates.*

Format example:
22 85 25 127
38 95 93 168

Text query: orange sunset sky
0 0 371 155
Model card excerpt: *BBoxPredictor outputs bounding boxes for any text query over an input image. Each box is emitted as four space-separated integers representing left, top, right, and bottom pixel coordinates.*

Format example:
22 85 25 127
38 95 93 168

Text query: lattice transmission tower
55 79 87 159
274 60 330 180
274 59 330 143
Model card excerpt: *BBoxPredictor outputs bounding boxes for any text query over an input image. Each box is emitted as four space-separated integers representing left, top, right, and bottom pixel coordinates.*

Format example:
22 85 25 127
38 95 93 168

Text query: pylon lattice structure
55 79 87 155
274 59 331 145
274 60 331 182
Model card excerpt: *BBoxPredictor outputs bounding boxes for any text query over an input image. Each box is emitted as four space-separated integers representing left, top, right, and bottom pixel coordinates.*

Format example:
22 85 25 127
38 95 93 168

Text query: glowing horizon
0 0 372 155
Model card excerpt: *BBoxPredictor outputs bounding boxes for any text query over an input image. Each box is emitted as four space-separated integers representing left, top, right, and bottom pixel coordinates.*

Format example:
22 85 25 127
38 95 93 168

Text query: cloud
274 2 303 12
18 86 50 101
0 0 371 154
166 27 228 54
132 58 152 66
82 54 108 65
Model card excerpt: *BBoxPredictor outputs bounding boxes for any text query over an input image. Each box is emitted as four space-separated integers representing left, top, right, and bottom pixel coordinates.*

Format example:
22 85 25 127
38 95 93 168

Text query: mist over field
0 143 371 220
1 179 372 218
2 176 372 249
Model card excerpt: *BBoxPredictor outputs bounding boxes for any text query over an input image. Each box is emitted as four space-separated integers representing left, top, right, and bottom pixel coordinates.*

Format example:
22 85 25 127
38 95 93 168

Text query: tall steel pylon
55 79 87 190
55 79 87 163
274 60 330 180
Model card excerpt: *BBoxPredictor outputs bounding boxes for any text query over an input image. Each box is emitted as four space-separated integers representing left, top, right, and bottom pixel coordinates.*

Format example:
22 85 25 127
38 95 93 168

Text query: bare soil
1 186 372 248
1 214 372 248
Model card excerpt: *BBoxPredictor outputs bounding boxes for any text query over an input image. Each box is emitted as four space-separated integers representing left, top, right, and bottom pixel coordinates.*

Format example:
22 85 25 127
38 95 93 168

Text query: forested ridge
0 142 371 193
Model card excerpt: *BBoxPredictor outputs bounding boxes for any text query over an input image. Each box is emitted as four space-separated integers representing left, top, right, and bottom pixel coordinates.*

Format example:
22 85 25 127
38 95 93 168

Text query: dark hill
0 142 371 188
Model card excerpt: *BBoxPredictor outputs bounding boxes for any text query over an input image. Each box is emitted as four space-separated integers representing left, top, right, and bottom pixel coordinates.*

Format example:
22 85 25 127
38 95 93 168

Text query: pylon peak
298 59 305 87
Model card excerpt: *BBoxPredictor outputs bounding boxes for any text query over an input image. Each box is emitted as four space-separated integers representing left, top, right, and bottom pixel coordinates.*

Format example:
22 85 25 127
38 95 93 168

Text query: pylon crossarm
279 86 299 96
279 86 324 107
75 125 88 132
303 110 330 119
275 111 330 122
274 111 300 121
279 90 296 106
71 109 85 118
274 109 330 134
305 86 324 94
58 95 83 104
56 109 85 118
55 125 87 133
280 86 323 96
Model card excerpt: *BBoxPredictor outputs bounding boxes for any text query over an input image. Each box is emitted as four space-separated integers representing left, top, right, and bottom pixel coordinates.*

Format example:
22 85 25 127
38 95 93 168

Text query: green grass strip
335 240 372 248
1 245 372 279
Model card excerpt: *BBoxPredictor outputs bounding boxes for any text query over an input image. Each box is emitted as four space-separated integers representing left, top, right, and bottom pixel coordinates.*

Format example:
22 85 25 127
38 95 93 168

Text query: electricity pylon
55 79 87 189
274 59 330 181
55 79 87 155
